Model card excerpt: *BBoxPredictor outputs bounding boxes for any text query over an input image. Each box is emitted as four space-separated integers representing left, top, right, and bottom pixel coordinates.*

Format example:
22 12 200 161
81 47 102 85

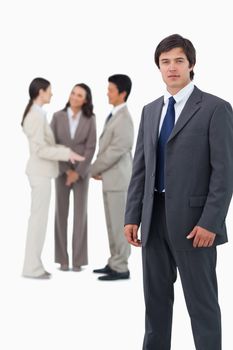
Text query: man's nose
168 63 176 71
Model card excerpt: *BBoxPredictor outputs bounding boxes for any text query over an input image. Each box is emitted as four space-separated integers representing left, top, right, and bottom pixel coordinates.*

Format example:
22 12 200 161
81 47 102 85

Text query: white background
0 0 233 349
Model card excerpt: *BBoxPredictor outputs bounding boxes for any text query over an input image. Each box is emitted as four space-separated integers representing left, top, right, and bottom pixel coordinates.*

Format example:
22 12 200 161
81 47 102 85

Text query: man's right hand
124 224 141 247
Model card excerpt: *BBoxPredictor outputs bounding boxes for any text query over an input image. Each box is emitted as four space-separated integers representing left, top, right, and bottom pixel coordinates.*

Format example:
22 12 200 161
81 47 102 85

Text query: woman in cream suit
21 77 85 279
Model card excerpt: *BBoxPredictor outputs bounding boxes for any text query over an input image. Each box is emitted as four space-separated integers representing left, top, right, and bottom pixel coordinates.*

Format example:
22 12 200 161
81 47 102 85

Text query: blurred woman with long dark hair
22 78 85 279
51 83 96 272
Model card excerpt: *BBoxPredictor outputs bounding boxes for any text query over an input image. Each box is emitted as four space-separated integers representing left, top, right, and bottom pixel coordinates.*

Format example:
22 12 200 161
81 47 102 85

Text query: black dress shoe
93 265 113 274
98 270 130 281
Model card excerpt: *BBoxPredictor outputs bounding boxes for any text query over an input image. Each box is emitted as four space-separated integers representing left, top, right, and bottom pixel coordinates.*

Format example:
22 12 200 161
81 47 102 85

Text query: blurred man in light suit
91 74 134 281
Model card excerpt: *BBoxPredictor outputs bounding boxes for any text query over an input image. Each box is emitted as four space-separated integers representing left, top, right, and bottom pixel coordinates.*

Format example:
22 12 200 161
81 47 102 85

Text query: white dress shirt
156 82 194 192
111 102 127 116
158 82 194 135
67 107 81 139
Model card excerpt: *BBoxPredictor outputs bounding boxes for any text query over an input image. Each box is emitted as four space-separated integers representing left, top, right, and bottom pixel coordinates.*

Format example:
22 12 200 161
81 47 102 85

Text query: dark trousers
142 193 221 350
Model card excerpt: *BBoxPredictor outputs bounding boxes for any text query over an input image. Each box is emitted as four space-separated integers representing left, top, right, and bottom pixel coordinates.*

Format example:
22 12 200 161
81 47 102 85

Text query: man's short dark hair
154 34 196 80
108 74 132 101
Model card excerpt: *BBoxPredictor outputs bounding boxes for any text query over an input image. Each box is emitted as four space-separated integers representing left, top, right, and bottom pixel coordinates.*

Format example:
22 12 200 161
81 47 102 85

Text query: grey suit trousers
54 174 89 267
103 191 131 272
142 193 221 350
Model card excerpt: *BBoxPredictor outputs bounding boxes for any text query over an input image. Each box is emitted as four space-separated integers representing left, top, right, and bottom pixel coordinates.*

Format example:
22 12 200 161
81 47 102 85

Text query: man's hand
124 224 141 247
65 170 80 186
186 225 216 248
92 175 102 180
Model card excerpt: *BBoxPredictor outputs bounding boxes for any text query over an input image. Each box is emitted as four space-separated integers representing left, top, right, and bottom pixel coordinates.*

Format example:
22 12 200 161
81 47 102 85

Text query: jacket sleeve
124 108 146 226
91 117 134 176
197 101 233 234
26 112 71 161
50 113 71 174
75 116 97 178
50 113 56 137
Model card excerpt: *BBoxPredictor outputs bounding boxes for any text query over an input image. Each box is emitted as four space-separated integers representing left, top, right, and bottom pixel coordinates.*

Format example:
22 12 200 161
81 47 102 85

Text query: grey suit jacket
125 86 233 249
91 105 134 192
51 110 96 179
23 106 70 178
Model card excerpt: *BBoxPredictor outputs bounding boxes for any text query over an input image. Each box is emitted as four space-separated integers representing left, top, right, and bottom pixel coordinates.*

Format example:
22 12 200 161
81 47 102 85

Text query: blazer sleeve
124 108 146 226
91 116 134 176
50 113 71 174
26 112 71 161
197 101 233 234
50 113 56 138
75 116 97 178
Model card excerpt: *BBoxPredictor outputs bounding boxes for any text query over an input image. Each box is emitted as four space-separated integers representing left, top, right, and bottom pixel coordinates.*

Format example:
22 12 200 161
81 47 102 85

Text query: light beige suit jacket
23 106 70 178
91 105 134 191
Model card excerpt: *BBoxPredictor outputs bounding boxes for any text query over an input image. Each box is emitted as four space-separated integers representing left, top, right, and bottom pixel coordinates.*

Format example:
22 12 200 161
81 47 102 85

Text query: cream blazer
23 106 70 178
91 105 134 191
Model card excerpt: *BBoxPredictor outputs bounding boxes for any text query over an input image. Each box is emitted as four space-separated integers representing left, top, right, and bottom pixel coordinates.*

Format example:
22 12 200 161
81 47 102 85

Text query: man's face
159 47 194 93
107 82 126 106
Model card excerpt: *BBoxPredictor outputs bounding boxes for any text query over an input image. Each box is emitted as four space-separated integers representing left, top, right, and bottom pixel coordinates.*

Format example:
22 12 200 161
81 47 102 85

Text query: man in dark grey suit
124 34 233 350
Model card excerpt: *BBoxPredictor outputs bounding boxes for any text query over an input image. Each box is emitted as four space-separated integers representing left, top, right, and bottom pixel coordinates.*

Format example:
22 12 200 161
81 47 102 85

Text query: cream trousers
22 176 51 277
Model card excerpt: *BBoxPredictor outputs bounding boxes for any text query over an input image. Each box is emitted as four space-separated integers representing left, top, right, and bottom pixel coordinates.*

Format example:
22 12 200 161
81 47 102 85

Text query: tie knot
168 96 176 106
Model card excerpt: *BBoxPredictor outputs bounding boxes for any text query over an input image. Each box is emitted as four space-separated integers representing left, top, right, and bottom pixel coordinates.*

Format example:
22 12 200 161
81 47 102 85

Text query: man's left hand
186 226 216 248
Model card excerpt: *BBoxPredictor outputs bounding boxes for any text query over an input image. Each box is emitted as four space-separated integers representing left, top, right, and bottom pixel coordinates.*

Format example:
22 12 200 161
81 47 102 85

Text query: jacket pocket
189 195 207 207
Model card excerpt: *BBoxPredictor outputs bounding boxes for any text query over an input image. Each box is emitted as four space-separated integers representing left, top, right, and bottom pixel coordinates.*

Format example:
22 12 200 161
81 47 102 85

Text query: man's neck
167 81 192 96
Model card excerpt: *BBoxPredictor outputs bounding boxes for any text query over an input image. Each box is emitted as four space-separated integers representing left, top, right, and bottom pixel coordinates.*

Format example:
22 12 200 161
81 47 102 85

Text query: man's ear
121 91 127 101
189 64 195 71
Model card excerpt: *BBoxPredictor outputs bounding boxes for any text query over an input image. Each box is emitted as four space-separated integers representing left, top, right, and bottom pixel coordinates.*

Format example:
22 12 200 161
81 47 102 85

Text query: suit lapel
100 117 111 138
151 97 164 145
100 106 127 139
100 112 113 139
74 112 85 140
61 111 72 141
100 120 108 139
168 86 202 142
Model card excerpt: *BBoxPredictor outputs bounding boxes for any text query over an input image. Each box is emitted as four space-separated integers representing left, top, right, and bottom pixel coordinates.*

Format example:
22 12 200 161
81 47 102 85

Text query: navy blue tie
105 112 112 124
155 96 176 192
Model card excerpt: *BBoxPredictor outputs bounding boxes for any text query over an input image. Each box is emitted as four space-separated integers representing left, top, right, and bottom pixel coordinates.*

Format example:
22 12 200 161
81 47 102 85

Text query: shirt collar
164 82 194 104
67 107 82 119
111 102 127 116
